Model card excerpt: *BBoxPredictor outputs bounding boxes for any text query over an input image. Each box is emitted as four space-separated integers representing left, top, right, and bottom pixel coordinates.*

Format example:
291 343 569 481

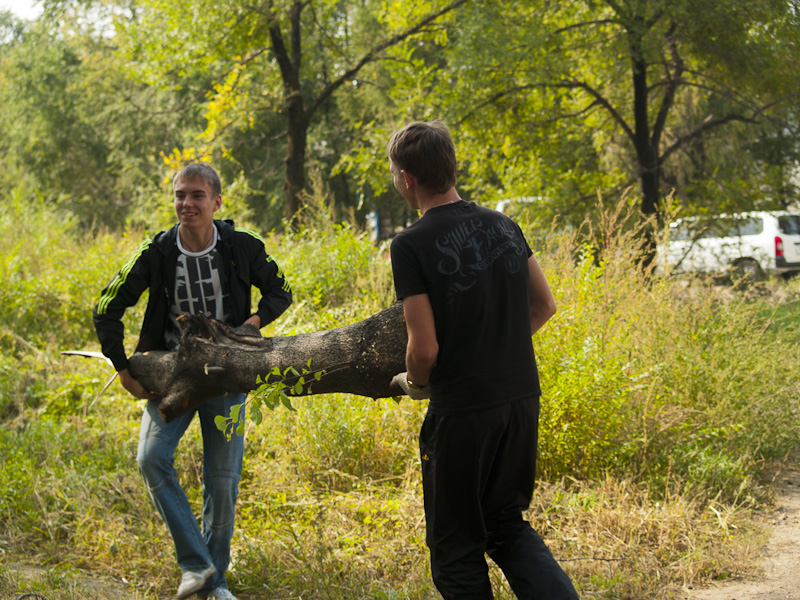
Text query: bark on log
128 302 407 422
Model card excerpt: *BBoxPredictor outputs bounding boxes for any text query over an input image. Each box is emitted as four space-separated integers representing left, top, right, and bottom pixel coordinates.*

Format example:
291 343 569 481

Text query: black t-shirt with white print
165 225 232 350
390 200 540 415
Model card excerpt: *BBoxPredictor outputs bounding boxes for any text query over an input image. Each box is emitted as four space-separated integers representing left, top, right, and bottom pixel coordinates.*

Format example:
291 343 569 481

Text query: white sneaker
208 588 238 600
175 564 217 599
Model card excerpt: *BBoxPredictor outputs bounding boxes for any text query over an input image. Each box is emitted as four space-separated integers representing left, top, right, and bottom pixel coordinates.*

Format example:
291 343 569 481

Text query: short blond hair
174 162 222 198
388 120 457 194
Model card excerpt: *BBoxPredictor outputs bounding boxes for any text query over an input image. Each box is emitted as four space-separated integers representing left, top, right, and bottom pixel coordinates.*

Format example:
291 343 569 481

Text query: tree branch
660 113 758 164
554 18 620 35
651 22 683 150
456 83 602 127
560 79 635 142
268 0 306 95
683 97 786 160
307 0 469 118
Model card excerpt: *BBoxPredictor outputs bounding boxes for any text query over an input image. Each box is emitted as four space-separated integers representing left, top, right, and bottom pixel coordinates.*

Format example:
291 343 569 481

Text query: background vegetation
1 0 798 233
2 0 800 598
2 194 800 599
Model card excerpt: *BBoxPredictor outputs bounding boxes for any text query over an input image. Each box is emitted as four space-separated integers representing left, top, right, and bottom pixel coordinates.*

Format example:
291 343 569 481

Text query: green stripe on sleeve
236 226 265 244
96 239 152 315
237 227 291 292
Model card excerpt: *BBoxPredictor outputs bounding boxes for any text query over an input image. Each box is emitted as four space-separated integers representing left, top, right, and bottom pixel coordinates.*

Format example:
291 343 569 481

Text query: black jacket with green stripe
93 219 292 372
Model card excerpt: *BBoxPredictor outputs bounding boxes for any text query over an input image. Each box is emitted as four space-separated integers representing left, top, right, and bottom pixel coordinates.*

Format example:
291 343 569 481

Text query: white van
659 211 800 280
494 196 543 216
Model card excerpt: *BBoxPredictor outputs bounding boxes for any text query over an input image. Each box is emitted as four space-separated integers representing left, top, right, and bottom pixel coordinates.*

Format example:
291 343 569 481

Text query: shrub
3 193 800 598
532 203 800 501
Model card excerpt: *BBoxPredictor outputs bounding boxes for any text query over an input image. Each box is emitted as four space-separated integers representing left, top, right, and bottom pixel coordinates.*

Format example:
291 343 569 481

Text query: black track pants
419 395 579 600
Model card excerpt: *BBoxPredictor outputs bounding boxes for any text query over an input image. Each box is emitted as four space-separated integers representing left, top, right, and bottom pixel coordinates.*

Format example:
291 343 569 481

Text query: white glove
391 372 432 400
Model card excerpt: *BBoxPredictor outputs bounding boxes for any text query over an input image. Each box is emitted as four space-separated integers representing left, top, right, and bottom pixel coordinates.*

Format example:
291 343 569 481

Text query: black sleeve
92 239 154 371
240 230 293 325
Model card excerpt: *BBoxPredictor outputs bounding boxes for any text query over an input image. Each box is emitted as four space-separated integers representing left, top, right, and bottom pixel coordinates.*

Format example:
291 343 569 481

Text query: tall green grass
532 204 800 503
2 194 800 599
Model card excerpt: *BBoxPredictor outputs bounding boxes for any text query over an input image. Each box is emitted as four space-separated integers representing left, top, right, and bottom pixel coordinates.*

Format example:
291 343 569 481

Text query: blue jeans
137 393 245 592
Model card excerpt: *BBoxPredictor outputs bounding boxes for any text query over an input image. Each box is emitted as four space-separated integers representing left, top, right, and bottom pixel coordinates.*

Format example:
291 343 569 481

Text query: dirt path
687 466 800 600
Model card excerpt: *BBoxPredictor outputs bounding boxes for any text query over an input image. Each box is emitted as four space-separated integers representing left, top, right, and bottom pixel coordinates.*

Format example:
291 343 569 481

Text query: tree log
128 302 407 422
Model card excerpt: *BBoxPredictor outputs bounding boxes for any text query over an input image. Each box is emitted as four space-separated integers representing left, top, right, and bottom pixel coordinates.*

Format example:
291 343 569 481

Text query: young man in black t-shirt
388 121 579 600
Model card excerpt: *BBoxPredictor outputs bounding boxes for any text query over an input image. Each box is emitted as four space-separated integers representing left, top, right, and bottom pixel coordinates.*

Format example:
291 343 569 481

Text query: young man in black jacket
388 121 579 600
94 163 292 600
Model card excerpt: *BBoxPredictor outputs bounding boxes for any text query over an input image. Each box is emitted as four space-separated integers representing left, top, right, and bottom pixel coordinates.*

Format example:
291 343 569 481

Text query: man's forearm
406 348 436 387
401 293 438 387
530 301 556 335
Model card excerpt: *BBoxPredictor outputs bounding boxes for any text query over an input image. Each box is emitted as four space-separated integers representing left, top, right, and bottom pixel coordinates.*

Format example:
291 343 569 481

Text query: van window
779 215 800 235
670 216 763 241
670 223 694 241
706 216 763 237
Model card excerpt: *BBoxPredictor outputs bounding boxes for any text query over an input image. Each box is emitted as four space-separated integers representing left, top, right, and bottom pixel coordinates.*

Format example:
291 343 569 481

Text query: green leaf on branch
214 362 322 435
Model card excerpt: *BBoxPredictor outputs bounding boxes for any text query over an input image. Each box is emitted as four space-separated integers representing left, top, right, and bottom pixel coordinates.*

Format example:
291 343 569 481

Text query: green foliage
271 188 395 321
3 191 800 598
277 223 392 312
2 0 798 234
0 413 144 549
254 393 423 492
117 0 460 229
0 188 143 417
215 362 324 441
0 6 181 230
532 203 800 502
379 0 800 225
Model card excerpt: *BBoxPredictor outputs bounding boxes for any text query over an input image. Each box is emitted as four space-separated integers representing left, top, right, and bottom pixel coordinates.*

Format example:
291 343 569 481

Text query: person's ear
402 170 416 190
213 194 222 211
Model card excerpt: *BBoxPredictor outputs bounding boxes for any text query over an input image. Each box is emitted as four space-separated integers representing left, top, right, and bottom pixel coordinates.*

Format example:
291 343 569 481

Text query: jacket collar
153 219 236 254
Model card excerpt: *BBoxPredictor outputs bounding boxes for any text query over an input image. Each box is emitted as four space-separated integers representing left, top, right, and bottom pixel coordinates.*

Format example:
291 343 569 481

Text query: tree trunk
269 0 308 224
285 103 307 222
630 38 661 268
631 51 661 220
128 302 407 422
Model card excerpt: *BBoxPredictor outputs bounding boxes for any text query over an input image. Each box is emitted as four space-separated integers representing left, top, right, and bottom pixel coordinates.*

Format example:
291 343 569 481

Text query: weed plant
1 194 800 599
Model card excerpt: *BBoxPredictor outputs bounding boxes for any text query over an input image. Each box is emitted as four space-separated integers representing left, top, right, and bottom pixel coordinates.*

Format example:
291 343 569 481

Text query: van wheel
733 258 764 282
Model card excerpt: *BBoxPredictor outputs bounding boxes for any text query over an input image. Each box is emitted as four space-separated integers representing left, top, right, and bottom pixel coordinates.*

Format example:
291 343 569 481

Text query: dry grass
527 478 768 599
0 420 775 599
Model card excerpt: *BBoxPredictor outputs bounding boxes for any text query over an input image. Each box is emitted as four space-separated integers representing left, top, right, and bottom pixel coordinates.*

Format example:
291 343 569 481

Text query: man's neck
418 188 461 215
178 224 216 253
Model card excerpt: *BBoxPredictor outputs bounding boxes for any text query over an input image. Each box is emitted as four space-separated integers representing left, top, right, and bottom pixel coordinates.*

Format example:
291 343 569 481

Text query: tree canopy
415 0 800 227
1 0 798 233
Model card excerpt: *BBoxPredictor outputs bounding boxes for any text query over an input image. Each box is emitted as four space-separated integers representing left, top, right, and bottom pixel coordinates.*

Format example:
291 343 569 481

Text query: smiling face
173 175 221 233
